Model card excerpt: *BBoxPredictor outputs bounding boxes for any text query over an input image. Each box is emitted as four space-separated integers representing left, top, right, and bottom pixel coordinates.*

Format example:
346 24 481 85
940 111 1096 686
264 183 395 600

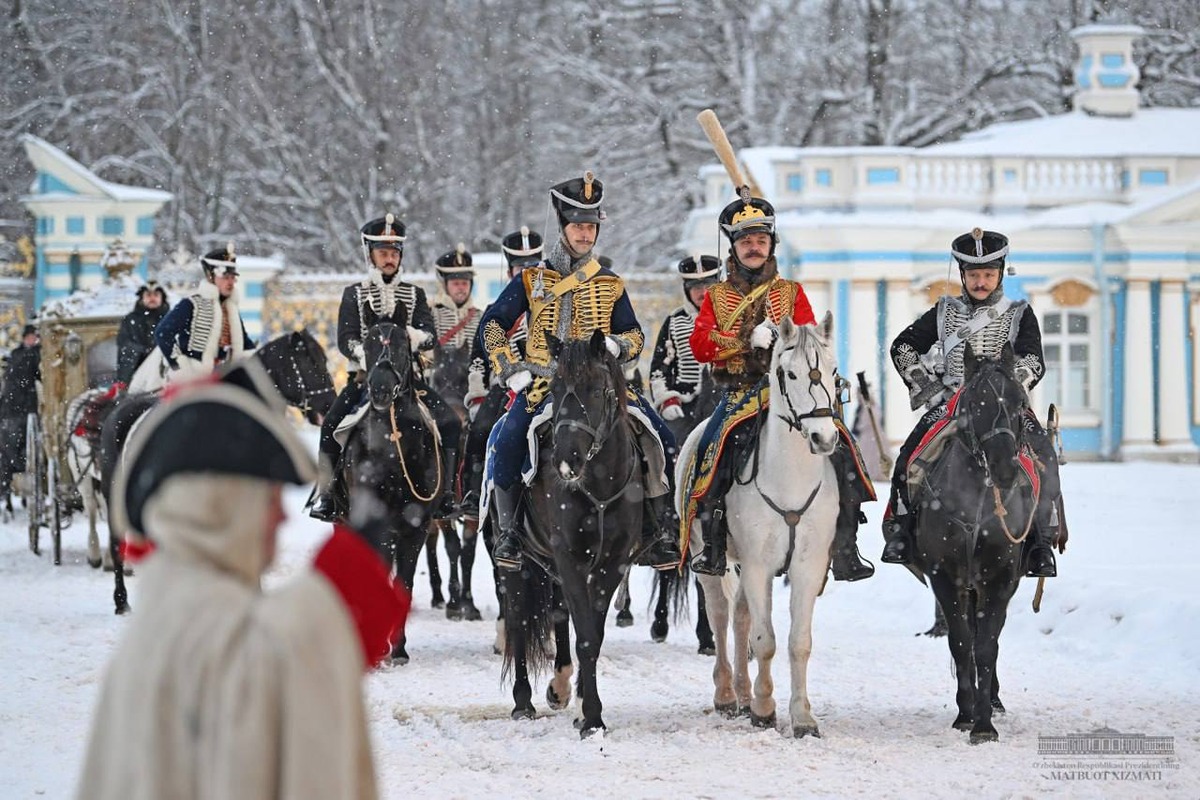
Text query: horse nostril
558 461 575 480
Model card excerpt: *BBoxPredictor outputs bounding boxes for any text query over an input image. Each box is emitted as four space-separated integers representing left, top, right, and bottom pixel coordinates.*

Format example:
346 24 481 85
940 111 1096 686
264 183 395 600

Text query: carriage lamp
64 331 83 365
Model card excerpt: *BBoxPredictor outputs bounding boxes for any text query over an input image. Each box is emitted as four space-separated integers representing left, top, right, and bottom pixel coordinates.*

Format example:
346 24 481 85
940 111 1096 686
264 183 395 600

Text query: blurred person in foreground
77 360 409 800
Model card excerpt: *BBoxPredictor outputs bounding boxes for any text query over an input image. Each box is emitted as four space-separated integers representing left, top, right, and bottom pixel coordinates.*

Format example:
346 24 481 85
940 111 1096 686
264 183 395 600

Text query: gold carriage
27 252 138 563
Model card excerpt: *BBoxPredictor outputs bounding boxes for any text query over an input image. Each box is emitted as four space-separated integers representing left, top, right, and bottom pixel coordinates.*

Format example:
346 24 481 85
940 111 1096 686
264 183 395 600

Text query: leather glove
604 335 622 359
506 369 532 393
750 321 777 350
661 402 684 421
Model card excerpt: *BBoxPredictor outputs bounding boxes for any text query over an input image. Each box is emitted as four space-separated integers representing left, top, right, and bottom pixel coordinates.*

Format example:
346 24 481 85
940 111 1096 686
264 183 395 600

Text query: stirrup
492 531 523 571
690 550 726 577
308 493 337 523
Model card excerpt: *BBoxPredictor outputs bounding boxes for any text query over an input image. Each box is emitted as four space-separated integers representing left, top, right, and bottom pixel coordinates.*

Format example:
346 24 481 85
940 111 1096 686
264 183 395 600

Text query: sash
713 280 775 360
529 258 602 325
437 307 478 346
941 297 1014 358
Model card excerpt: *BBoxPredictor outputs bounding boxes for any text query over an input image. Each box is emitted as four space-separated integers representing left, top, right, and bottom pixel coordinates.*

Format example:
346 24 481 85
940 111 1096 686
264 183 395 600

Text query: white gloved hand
661 403 685 421
604 335 622 359
407 326 433 352
351 342 365 366
1015 366 1035 392
506 370 533 392
750 321 776 350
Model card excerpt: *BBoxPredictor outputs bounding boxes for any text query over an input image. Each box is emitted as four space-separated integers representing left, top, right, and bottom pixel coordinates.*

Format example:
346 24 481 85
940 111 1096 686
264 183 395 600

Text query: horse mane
556 337 628 418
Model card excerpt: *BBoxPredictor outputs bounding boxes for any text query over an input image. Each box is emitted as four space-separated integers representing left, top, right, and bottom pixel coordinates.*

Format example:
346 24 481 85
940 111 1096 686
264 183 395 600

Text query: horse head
955 342 1027 489
547 329 628 484
428 343 471 411
770 312 840 455
363 322 414 411
252 330 336 425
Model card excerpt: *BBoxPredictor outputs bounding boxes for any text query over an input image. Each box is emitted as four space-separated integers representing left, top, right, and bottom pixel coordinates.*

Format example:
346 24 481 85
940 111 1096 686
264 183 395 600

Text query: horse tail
500 561 556 684
650 563 692 625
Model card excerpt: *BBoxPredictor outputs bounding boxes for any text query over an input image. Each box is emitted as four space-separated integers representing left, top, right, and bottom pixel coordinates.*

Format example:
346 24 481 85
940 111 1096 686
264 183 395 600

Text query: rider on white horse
880 228 1058 578
683 195 876 581
649 254 720 423
478 173 681 572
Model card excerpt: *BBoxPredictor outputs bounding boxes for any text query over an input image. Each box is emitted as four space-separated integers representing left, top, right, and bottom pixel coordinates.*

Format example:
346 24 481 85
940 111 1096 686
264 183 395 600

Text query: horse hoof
714 701 739 718
430 594 445 609
546 685 569 711
952 715 973 732
103 563 114 573
87 557 102 570
446 603 463 621
921 623 948 638
697 643 716 656
511 706 536 721
115 603 131 616
574 719 606 738
615 610 633 628
650 621 668 642
463 603 482 622
970 728 999 745
750 712 776 729
793 724 821 739
991 698 1006 714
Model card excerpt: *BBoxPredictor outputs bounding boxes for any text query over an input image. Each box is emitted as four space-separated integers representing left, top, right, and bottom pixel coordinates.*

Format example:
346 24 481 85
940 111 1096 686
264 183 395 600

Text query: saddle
73 385 125 450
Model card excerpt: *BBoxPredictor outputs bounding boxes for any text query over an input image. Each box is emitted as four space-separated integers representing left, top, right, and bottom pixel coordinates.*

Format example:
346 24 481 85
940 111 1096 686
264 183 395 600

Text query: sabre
856 371 894 477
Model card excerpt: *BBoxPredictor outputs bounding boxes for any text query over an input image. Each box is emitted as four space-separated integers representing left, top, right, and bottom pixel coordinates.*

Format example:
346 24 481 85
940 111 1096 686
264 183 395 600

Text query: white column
1156 281 1197 454
1120 280 1155 454
883 279 915 449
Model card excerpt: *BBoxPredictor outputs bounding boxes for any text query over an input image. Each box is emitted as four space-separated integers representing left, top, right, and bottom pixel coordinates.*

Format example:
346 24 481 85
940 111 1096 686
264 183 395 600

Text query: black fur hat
360 213 406 252
435 243 475 280
501 226 543 270
110 360 316 539
951 228 1009 271
718 196 776 244
200 243 238 277
678 254 721 281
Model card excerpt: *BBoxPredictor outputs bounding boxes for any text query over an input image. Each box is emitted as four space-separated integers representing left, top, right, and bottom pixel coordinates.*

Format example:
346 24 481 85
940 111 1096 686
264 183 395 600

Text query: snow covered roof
19 134 172 203
38 273 144 322
923 109 1200 159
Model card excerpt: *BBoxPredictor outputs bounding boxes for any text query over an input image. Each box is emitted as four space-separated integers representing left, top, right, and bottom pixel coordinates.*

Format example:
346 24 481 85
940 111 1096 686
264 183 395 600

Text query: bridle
367 324 413 403
773 340 836 432
553 382 621 464
283 337 334 416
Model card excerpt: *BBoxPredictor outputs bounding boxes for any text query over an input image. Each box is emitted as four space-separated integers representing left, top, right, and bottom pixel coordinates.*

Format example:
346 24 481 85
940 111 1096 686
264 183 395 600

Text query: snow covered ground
1 458 1196 799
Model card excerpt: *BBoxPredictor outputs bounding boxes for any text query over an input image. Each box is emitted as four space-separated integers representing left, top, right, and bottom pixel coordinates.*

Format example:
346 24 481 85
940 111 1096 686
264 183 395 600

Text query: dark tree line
2 0 1197 269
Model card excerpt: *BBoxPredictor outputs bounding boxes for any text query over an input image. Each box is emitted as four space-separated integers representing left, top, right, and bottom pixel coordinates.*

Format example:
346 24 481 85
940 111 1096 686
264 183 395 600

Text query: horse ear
779 315 796 342
1000 341 1016 373
590 328 607 358
963 342 979 379
820 310 834 341
546 333 563 359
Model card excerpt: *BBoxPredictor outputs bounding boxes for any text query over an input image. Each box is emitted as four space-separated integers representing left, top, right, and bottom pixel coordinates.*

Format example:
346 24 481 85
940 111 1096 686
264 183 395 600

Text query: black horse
910 343 1044 744
99 330 336 614
615 368 718 655
342 321 444 664
421 341 483 621
499 330 643 737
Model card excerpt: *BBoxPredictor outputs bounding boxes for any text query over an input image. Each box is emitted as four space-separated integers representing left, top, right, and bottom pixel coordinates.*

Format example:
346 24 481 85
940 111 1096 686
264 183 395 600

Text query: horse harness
283 340 335 418
372 324 444 502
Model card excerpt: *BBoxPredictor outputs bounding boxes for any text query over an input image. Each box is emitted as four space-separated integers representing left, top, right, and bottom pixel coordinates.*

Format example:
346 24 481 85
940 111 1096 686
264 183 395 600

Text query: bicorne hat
718 196 776 243
550 172 605 227
435 243 475 280
501 226 543 270
109 360 316 539
200 242 238 277
360 213 406 252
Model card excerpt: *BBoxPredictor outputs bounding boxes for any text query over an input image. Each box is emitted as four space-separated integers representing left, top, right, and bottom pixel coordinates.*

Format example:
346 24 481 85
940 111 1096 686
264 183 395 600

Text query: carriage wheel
26 413 42 556
48 459 62 566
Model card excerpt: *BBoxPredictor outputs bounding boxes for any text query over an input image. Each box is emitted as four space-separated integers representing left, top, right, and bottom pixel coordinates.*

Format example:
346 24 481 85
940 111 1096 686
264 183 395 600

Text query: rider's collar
962 285 1005 308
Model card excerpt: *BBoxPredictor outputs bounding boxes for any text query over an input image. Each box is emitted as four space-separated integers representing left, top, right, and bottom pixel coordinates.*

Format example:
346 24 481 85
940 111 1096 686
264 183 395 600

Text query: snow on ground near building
1 457 1196 798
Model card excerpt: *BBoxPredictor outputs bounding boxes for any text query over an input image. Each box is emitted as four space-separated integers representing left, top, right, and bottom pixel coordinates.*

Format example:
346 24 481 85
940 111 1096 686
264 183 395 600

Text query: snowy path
1 463 1196 798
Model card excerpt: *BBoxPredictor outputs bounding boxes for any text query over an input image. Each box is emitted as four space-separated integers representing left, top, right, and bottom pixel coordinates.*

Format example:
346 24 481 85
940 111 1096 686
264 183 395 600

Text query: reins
387 397 442 502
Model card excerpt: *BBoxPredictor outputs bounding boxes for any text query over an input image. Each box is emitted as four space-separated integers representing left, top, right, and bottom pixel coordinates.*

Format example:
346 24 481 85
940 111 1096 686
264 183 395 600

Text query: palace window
1042 311 1094 411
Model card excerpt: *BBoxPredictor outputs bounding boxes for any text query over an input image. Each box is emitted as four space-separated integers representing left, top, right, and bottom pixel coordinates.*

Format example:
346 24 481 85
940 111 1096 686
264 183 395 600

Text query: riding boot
830 504 874 581
690 499 729 576
637 493 683 571
308 451 340 522
880 482 914 565
433 447 459 520
490 483 525 571
1026 502 1058 578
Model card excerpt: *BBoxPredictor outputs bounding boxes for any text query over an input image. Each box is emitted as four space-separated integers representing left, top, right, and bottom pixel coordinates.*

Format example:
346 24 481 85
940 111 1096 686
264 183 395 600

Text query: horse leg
84 478 102 569
921 594 948 637
390 524 426 665
546 583 573 712
443 520 465 620
731 585 753 715
111 530 130 615
698 574 738 716
650 571 670 642
569 587 611 738
786 554 828 739
501 570 535 719
695 579 716 655
930 575 975 731
424 523 445 609
739 564 777 730
458 518 482 621
991 671 1004 714
969 582 1017 744
614 572 633 628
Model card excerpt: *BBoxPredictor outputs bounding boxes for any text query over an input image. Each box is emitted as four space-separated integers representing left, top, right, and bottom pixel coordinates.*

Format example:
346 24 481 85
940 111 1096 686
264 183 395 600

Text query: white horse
675 313 842 738
64 389 116 571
